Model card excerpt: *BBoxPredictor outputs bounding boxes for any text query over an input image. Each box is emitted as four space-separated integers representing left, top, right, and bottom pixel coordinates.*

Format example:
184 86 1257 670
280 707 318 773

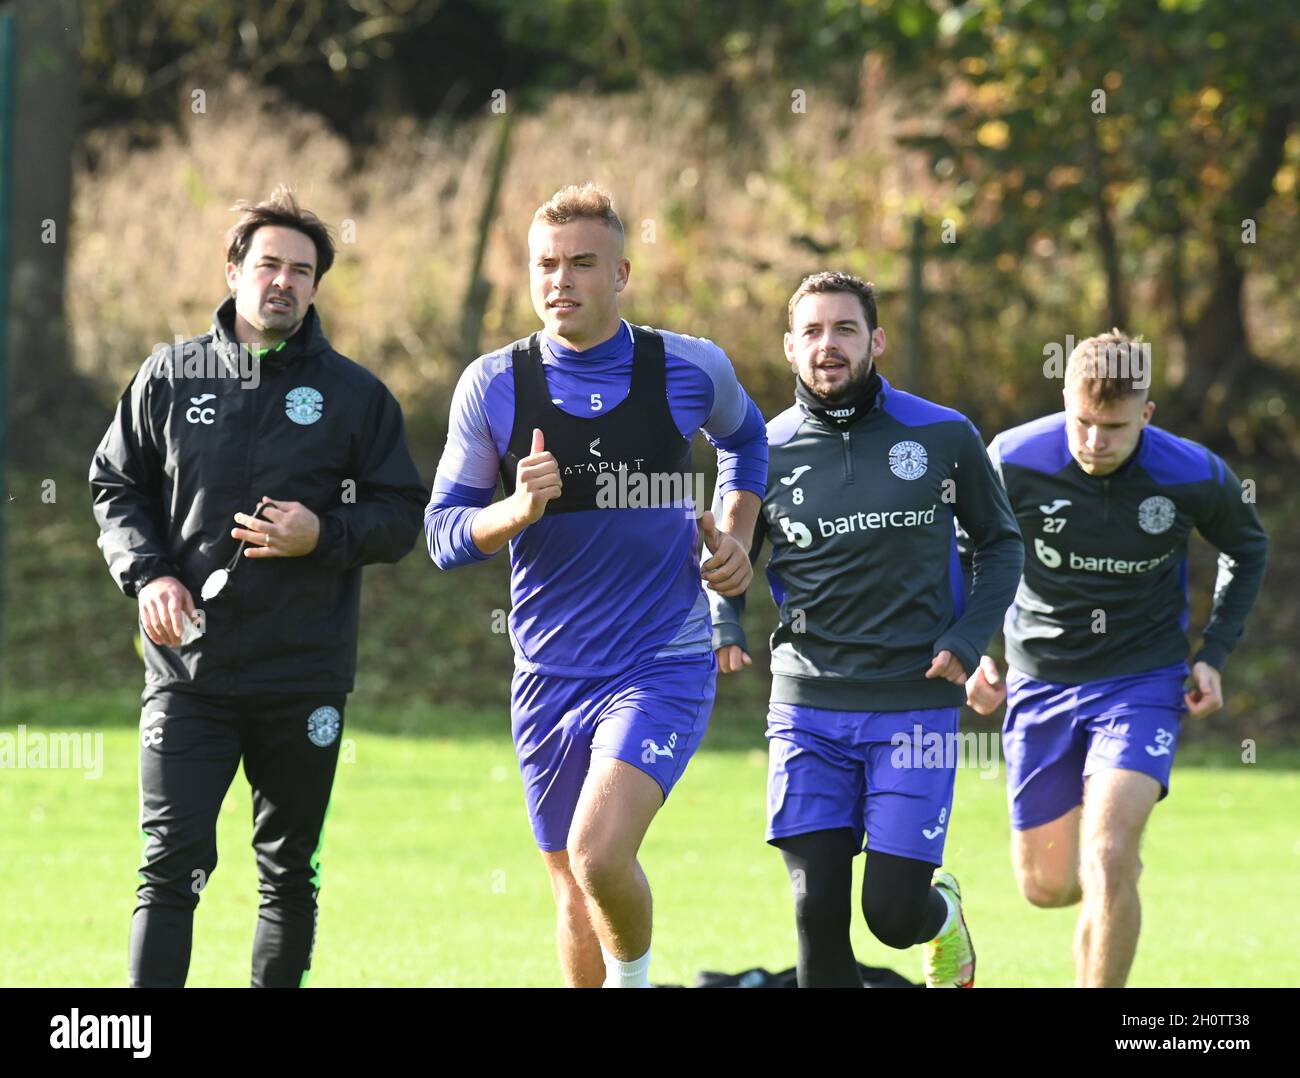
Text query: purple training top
425 321 768 677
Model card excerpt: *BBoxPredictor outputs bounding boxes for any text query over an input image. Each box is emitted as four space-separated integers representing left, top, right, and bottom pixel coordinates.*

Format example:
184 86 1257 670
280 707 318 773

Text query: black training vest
500 326 693 514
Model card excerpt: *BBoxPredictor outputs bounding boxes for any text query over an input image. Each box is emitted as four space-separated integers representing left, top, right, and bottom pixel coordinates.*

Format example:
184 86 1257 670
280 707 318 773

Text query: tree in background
490 1 1300 435
863 0 1298 431
29 0 1300 450
8 0 99 467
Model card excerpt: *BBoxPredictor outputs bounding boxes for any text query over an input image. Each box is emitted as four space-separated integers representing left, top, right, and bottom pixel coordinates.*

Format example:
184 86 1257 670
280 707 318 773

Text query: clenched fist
1184 661 1223 718
925 649 968 686
965 654 1006 715
138 576 197 647
716 645 752 674
511 428 562 526
699 510 753 597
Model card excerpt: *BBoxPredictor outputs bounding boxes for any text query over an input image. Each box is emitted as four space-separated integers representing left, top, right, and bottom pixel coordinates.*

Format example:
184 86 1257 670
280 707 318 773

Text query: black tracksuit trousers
130 690 345 988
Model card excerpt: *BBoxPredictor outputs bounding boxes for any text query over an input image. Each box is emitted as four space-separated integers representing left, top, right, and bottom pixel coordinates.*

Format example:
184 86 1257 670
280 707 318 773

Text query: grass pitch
1 690 1294 987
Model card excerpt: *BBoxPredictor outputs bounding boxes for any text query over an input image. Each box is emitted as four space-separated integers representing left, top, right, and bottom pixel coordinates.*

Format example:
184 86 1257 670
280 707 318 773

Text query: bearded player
711 272 1024 987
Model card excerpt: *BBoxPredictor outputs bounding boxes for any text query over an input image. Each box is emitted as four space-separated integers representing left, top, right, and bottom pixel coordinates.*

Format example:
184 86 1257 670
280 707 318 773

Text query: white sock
600 944 651 988
934 888 957 939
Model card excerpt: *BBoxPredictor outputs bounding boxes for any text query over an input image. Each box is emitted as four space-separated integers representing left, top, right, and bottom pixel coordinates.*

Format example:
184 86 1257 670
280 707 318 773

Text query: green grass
1 695 1296 987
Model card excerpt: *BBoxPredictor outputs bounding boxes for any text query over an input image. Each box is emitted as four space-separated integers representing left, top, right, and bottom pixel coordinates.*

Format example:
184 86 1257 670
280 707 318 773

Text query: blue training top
426 321 767 677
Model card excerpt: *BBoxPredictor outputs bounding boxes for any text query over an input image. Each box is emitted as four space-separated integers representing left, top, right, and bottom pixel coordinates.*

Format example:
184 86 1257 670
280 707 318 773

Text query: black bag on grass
691 963 919 988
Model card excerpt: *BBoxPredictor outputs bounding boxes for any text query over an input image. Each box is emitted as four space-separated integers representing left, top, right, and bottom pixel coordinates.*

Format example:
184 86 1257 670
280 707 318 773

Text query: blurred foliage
78 0 549 138
69 0 1300 447
63 64 1300 458
76 0 911 134
8 1 1297 722
872 0 1300 434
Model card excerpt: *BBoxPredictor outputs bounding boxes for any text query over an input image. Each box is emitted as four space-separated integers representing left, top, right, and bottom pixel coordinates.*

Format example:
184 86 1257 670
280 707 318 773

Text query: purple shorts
1003 662 1188 831
766 703 959 864
510 653 716 851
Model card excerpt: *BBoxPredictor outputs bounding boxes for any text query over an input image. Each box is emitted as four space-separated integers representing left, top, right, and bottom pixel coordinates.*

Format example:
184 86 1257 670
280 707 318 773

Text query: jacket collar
211 296 329 371
794 365 884 430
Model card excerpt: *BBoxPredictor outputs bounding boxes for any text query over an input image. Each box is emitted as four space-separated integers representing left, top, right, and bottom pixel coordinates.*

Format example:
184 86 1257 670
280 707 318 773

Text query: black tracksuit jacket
989 412 1268 683
710 374 1024 711
89 298 427 695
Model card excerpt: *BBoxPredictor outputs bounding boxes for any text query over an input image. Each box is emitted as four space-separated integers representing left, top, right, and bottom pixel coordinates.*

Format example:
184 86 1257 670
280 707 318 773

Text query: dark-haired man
90 186 427 987
710 272 1023 987
965 331 1268 986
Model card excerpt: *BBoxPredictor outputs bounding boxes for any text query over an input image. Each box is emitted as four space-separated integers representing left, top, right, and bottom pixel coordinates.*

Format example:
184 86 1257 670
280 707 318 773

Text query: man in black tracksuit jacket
709 273 1023 987
89 188 426 987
